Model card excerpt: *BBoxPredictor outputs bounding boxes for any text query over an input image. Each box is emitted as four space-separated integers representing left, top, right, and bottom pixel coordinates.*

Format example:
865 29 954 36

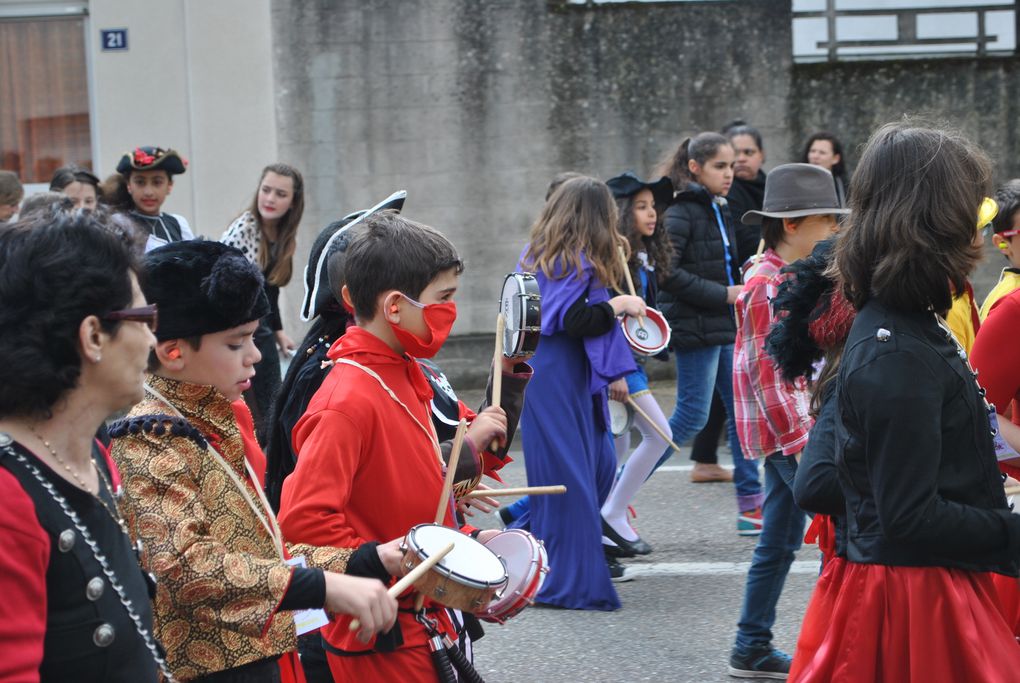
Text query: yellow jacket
979 268 1020 321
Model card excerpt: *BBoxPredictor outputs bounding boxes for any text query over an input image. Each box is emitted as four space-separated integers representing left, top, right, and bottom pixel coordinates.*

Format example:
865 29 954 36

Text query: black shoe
601 516 652 556
606 555 633 583
728 646 791 679
498 506 514 526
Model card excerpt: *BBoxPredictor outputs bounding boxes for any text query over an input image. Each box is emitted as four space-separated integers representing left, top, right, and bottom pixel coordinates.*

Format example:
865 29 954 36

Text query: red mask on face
389 293 457 358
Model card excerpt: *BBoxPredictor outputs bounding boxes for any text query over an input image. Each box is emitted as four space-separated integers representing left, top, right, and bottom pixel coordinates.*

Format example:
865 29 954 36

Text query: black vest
0 438 160 683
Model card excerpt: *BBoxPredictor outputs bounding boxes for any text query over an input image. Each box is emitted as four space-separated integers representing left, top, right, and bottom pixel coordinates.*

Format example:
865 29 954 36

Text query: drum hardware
400 524 508 612
481 529 550 624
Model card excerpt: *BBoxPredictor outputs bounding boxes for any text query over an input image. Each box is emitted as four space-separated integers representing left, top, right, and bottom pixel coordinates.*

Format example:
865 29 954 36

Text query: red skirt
790 561 1020 682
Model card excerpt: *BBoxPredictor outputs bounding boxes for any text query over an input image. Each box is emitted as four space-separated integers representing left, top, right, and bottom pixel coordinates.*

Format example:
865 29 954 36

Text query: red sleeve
972 293 1020 415
278 409 368 549
0 467 48 683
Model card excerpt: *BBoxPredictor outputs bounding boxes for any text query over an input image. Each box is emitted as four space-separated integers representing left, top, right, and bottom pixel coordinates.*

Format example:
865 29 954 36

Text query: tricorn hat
742 163 849 225
116 146 188 176
142 240 269 341
606 171 674 207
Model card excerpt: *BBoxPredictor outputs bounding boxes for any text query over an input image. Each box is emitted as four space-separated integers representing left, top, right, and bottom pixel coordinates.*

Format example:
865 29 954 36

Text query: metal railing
793 1 1017 61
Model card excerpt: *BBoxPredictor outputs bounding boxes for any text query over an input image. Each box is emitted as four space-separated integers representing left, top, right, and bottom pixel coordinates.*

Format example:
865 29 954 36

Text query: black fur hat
764 238 837 383
142 240 269 341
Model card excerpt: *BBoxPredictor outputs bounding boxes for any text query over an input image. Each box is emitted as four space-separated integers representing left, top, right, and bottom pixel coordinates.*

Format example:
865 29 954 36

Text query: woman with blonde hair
510 175 644 604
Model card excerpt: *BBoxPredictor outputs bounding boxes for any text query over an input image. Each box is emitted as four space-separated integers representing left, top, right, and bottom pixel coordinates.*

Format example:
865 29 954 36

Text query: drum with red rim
621 307 671 356
480 529 549 623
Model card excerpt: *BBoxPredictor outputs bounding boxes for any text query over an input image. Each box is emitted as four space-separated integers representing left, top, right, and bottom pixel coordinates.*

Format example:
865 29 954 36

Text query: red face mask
389 293 457 358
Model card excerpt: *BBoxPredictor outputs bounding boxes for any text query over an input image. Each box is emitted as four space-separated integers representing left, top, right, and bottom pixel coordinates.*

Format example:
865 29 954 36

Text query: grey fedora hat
742 163 850 225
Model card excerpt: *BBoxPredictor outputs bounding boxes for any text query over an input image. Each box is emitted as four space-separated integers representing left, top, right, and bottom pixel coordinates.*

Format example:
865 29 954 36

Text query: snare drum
500 272 541 358
401 524 508 612
621 307 671 356
481 529 549 624
608 399 634 438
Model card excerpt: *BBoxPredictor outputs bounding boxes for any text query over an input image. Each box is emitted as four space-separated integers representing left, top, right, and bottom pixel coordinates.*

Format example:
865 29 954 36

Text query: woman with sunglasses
0 210 166 682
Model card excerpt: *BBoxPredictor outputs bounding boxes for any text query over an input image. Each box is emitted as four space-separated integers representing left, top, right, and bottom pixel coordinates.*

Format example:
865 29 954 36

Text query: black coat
726 171 767 264
793 381 847 557
836 301 1020 574
657 182 741 349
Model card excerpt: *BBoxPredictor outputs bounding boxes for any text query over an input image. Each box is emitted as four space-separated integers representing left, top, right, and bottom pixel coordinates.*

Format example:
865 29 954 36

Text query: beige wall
88 0 277 237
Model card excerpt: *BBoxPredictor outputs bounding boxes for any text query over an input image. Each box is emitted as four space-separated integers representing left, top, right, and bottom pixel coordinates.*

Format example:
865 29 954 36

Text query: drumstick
625 396 682 453
435 418 467 525
617 246 646 329
1005 485 1020 497
348 541 455 631
460 485 567 500
488 313 505 451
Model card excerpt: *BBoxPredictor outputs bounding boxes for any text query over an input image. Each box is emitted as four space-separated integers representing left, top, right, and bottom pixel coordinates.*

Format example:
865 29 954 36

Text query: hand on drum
322 572 398 643
466 406 507 452
608 377 629 403
376 537 406 577
457 482 499 517
609 294 647 319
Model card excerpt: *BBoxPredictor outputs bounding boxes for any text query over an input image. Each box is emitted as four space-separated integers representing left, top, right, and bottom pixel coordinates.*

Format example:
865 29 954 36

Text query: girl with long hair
513 175 645 602
599 171 673 558
222 163 304 440
653 133 763 534
801 131 848 207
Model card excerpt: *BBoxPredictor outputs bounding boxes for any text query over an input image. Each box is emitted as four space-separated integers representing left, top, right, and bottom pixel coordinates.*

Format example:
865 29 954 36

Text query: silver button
876 328 891 342
93 623 115 647
86 577 104 601
58 529 76 553
0 432 11 446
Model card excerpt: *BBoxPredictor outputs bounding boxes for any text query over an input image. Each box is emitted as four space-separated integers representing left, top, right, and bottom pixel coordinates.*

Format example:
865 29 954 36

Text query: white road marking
625 560 820 577
652 464 735 472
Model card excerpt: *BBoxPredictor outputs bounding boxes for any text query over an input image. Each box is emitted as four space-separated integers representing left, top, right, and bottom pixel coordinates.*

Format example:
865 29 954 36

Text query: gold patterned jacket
109 375 353 681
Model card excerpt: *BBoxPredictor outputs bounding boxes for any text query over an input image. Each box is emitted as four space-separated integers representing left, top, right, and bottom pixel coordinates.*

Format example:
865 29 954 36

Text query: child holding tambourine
599 172 674 559
512 175 644 598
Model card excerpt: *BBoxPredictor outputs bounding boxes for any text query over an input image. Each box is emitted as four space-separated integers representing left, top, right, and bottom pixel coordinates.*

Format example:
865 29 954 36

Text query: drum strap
330 359 446 469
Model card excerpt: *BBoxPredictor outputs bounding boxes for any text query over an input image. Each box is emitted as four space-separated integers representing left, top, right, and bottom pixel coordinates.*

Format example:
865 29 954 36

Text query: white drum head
501 275 524 353
622 308 670 355
608 399 632 437
411 524 507 584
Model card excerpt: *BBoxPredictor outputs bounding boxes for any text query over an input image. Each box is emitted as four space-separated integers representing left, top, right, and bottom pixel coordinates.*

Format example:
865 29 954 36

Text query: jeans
734 454 805 653
654 344 762 503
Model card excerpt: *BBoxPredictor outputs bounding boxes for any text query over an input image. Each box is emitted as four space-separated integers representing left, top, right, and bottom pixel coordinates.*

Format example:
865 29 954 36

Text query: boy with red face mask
277 212 520 682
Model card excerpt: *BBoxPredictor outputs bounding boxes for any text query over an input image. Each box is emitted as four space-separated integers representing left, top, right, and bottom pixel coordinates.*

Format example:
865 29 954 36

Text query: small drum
480 529 550 624
608 399 634 438
621 307 671 356
402 524 508 613
501 272 541 358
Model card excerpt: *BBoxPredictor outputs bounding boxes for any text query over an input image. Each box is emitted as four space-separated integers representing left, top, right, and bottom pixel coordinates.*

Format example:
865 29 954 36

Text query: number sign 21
101 29 128 52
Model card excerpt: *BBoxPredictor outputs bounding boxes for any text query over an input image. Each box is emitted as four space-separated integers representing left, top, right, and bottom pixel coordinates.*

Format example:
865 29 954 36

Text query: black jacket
793 381 847 557
836 301 1020 574
657 182 741 349
725 171 767 264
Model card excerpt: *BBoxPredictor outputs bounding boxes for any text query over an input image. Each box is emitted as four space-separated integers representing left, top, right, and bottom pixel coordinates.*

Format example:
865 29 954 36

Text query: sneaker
728 646 791 679
690 462 734 483
607 556 633 583
737 507 764 536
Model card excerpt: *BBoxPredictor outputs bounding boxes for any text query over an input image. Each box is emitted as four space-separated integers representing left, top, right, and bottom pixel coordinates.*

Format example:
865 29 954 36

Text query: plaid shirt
733 249 813 459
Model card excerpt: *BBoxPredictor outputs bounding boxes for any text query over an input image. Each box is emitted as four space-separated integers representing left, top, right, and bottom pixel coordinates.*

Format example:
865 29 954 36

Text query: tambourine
481 529 549 624
608 399 634 438
500 272 541 358
621 307 671 356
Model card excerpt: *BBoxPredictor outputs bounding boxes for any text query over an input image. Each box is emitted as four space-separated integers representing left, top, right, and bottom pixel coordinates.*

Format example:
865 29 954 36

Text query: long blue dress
511 255 635 610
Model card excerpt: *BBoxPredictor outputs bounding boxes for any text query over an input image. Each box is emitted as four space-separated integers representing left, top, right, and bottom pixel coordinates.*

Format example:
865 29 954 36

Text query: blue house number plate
100 29 128 51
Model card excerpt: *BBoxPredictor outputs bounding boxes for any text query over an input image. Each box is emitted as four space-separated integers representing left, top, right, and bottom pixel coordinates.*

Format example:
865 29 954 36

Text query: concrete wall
272 0 792 353
87 0 277 236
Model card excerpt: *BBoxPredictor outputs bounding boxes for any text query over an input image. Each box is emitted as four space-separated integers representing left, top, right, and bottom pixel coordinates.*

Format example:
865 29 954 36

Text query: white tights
601 391 671 541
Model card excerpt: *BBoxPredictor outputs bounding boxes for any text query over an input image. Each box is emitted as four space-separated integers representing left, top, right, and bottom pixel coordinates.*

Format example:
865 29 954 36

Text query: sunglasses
102 303 158 333
999 229 1020 239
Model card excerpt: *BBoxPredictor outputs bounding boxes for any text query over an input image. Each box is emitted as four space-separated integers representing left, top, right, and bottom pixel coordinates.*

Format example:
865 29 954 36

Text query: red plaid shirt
732 249 813 459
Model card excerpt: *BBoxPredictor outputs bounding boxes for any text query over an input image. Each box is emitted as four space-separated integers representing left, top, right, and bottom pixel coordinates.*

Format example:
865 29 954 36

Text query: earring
167 348 181 360
94 355 101 363
999 242 1009 249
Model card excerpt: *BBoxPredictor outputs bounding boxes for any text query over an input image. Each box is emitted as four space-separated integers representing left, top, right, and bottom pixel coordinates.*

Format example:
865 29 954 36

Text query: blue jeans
734 453 805 654
654 344 762 504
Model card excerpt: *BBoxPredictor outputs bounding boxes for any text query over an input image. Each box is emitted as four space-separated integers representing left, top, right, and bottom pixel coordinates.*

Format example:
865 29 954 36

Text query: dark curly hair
0 211 138 418
615 192 672 285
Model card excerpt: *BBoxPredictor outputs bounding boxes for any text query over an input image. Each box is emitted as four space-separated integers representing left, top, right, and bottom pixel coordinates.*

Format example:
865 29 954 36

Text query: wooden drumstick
460 485 567 499
1005 485 1020 497
435 418 467 525
488 313 505 451
617 246 646 329
348 541 455 631
625 396 682 453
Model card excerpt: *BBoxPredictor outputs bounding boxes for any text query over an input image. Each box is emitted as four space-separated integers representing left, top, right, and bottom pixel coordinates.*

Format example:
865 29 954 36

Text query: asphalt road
458 381 819 683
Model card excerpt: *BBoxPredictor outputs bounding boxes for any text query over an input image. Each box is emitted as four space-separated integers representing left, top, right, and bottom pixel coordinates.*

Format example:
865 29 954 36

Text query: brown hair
0 170 24 206
242 163 304 287
615 191 671 286
836 122 989 313
655 133 732 193
522 176 626 290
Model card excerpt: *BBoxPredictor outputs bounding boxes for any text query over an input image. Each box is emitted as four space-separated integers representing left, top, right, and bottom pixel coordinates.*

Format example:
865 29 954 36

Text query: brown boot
690 462 733 483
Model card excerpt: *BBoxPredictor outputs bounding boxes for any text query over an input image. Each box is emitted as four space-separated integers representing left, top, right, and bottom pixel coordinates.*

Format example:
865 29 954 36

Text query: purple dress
510 254 635 610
